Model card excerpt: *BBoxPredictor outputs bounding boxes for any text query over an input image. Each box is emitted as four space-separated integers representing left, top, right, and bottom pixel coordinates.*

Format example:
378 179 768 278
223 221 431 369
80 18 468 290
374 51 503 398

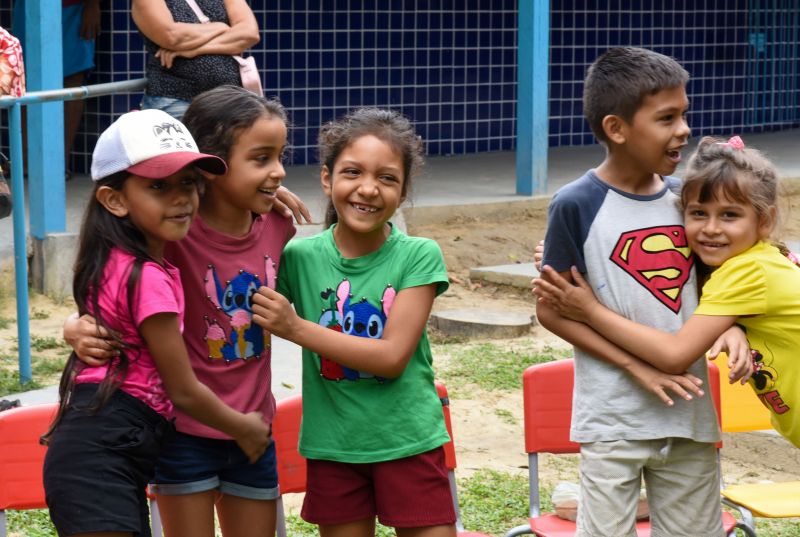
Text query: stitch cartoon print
204 256 277 362
317 279 396 382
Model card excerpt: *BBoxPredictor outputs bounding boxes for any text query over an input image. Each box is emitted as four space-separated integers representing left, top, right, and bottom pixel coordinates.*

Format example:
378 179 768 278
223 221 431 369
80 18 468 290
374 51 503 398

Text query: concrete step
469 262 539 289
429 309 534 339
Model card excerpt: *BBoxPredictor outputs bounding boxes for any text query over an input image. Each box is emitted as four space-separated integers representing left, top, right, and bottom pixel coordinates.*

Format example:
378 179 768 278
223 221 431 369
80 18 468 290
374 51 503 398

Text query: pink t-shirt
75 248 184 416
164 211 295 438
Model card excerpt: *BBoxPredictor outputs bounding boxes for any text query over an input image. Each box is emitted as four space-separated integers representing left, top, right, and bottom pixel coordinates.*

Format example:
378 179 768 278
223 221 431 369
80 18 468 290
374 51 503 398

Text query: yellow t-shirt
695 241 800 447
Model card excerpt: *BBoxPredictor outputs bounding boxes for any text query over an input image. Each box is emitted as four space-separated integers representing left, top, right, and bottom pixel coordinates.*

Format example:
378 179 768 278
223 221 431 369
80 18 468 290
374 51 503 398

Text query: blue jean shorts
150 431 280 500
140 94 191 120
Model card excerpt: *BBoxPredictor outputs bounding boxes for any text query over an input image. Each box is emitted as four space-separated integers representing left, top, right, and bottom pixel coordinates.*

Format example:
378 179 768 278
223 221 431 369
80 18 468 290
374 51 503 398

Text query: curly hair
317 108 424 228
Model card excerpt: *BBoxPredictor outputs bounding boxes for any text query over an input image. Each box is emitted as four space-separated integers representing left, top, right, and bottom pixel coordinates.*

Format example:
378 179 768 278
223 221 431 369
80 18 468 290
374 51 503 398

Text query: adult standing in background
133 0 259 119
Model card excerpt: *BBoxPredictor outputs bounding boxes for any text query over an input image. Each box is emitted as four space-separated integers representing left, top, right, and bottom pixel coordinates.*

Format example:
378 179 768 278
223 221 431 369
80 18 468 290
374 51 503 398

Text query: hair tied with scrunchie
717 136 745 151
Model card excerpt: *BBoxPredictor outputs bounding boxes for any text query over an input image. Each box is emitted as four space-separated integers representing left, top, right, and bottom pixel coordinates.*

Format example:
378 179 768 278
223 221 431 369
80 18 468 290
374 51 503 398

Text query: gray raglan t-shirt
542 170 720 444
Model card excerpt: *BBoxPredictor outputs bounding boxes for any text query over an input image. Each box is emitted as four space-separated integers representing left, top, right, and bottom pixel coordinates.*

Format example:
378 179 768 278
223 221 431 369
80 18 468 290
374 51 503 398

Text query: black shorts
43 384 174 537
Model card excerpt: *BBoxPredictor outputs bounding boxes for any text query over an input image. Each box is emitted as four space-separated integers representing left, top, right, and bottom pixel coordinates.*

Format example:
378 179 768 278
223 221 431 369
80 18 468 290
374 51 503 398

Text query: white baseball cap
91 109 227 181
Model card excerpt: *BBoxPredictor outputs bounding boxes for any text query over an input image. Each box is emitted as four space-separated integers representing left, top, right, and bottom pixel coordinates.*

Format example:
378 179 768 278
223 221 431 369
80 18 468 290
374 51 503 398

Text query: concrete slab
470 262 539 288
429 309 533 339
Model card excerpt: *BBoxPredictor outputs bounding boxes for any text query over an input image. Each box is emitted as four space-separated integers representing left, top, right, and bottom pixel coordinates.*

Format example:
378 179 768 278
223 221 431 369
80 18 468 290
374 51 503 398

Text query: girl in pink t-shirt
64 85 308 537
43 109 272 537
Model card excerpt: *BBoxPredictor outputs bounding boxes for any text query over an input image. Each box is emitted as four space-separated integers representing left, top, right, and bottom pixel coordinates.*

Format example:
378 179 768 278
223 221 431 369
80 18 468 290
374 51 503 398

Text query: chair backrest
522 359 580 455
715 354 773 432
435 381 458 471
522 359 724 455
0 403 57 511
273 394 307 495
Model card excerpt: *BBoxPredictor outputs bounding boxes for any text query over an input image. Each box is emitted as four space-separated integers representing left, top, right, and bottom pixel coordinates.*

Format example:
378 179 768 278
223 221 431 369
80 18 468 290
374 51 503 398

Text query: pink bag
233 55 263 95
183 0 263 95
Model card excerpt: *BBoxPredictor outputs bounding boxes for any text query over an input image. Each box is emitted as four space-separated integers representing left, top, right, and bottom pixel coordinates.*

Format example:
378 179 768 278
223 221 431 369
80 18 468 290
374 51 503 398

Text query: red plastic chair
503 359 739 537
0 402 164 537
0 403 57 537
273 384 491 537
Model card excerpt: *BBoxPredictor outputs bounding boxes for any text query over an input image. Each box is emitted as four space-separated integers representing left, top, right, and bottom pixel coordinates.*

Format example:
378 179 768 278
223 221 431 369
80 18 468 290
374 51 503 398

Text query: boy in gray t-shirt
538 47 741 537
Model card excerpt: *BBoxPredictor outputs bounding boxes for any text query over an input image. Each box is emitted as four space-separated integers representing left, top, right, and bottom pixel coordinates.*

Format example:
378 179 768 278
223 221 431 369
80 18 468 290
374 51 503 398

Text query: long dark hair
42 171 153 443
182 85 288 162
317 108 425 228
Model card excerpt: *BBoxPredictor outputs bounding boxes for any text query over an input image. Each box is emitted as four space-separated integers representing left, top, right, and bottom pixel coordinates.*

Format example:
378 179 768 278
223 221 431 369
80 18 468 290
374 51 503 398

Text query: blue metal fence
0 78 146 384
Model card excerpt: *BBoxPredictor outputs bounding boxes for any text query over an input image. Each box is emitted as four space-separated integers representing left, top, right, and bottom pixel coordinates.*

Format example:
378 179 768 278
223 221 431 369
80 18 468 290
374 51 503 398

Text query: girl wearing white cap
43 108 272 537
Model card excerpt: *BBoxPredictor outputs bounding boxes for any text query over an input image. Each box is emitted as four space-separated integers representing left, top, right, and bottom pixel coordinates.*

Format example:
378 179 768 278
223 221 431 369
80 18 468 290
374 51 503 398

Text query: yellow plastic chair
715 356 800 536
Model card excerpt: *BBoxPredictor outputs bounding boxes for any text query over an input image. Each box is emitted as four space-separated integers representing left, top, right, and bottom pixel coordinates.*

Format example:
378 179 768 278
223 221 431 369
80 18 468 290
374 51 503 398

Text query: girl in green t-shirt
253 108 457 537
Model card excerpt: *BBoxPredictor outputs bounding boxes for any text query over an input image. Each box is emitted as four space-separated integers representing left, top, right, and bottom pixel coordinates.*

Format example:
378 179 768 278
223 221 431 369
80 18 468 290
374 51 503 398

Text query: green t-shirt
695 241 800 448
277 224 451 462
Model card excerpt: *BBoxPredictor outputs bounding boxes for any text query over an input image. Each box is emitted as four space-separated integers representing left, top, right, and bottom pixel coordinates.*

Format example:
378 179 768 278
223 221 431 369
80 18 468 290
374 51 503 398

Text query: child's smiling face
214 115 288 216
322 134 405 243
683 184 771 267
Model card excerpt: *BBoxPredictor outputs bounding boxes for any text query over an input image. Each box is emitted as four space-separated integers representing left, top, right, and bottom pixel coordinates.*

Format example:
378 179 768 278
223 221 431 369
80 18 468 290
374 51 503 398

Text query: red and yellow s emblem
610 226 693 313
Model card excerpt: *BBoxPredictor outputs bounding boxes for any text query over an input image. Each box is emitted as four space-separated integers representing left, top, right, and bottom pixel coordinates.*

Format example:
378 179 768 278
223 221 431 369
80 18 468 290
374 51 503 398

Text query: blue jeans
140 94 191 120
150 431 280 500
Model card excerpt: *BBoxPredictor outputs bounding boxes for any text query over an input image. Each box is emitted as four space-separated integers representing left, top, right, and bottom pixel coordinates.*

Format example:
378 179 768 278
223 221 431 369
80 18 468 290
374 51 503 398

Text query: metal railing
0 78 146 384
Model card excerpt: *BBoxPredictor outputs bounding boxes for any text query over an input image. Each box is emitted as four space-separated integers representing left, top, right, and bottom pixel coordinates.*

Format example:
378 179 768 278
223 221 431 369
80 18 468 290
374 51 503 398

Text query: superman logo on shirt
609 225 693 313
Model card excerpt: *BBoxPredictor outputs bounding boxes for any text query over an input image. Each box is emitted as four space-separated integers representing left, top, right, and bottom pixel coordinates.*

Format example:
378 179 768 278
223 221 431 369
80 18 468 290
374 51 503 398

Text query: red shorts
301 446 456 528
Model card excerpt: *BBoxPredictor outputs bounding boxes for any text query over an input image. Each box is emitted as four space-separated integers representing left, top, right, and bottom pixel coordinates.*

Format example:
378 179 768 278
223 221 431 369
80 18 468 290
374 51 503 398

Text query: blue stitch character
203 256 276 362
316 279 396 381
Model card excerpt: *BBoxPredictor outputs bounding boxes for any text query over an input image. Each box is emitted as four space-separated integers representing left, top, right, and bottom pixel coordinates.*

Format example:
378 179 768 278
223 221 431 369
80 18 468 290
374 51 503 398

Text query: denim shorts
140 94 191 120
150 431 280 500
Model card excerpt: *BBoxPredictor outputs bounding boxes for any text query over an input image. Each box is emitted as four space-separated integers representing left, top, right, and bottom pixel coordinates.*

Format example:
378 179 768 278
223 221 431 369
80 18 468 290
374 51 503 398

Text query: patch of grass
32 356 66 377
7 508 56 537
285 515 395 536
0 316 13 329
437 342 570 392
457 469 532 534
0 367 42 397
494 408 517 425
30 335 69 352
753 518 800 536
31 309 50 320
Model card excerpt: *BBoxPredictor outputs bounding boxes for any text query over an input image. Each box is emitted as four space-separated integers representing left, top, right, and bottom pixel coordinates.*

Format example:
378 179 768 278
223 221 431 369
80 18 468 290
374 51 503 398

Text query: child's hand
274 186 313 224
532 266 598 323
627 362 705 406
252 287 297 338
533 239 544 271
708 325 753 384
234 411 272 463
63 313 120 366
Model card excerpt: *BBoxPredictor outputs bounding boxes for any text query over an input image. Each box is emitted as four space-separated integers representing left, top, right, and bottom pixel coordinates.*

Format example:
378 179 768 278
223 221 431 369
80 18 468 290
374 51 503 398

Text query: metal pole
9 103 32 384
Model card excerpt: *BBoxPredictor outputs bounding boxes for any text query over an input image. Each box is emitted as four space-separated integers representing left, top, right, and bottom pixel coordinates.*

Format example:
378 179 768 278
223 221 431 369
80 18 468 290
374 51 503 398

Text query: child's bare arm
140 313 270 462
536 296 704 406
536 266 738 374
63 313 119 366
252 284 436 379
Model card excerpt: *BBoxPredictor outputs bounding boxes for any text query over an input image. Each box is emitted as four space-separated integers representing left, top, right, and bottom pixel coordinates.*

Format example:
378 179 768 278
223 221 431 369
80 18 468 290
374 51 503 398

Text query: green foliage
437 342 569 392
0 367 41 397
285 515 395 536
7 509 56 537
30 309 50 320
494 408 517 425
32 356 66 377
753 518 800 536
30 335 69 352
0 316 12 329
456 469 531 534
